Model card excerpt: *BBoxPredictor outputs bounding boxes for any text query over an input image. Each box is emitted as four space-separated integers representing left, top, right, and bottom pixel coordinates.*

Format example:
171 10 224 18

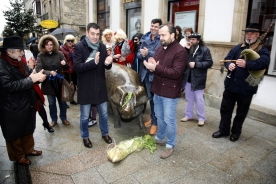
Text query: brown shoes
50 122 57 127
16 157 31 166
149 125 157 135
27 150 42 156
160 148 174 159
62 120 70 125
102 135 112 144
83 138 92 148
144 120 152 127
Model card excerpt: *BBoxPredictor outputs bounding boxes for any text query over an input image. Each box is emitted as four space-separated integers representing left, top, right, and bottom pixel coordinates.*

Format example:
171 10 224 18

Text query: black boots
43 122 55 133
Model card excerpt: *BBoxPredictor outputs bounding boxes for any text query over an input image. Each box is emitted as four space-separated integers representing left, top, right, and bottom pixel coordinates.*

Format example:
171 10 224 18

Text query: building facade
24 0 275 111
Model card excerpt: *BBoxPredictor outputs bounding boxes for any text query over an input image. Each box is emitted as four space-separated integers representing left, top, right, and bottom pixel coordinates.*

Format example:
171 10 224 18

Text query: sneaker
144 120 152 127
181 116 190 122
88 119 97 127
149 125 157 135
160 148 174 159
198 120 205 126
154 139 166 145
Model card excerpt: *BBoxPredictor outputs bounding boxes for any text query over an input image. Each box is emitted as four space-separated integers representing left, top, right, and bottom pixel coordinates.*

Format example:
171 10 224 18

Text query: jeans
47 95 67 122
80 102 109 139
185 82 206 121
144 74 157 126
153 94 179 148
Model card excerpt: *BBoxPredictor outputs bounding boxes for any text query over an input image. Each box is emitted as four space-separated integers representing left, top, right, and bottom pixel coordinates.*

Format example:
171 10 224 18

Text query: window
127 7 141 39
97 0 110 31
168 0 199 33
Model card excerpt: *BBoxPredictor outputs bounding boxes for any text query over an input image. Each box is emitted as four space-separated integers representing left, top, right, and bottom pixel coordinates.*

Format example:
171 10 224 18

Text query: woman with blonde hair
101 29 114 48
112 29 134 67
60 34 78 105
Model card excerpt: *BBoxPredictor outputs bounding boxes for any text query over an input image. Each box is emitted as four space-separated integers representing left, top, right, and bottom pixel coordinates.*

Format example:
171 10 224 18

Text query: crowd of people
0 20 270 165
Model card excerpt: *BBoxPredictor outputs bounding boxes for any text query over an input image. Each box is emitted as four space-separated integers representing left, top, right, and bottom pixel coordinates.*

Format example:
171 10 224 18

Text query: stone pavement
0 97 276 184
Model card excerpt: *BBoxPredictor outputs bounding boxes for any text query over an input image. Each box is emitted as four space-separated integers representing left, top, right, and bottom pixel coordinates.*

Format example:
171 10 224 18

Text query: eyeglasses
67 40 74 43
133 38 139 41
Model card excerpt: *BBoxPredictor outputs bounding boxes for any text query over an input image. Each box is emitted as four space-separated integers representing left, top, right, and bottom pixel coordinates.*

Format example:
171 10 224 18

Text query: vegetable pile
107 134 157 162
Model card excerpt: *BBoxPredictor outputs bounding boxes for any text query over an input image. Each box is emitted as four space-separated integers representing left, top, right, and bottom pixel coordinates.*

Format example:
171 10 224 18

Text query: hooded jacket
36 34 68 95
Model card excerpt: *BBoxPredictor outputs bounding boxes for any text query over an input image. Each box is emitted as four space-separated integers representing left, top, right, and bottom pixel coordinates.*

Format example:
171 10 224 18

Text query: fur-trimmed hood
38 34 60 54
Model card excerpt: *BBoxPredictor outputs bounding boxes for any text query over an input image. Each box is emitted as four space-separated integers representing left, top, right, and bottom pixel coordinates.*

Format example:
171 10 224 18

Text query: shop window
248 0 275 52
97 0 110 31
247 0 276 75
126 7 141 39
168 0 199 34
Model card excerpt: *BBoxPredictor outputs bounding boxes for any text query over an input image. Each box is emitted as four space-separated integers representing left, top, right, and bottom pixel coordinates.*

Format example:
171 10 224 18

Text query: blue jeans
80 102 109 139
47 95 67 122
144 74 157 126
153 94 179 148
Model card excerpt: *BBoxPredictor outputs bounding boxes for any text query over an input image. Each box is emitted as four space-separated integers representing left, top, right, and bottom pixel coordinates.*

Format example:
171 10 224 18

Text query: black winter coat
183 45 213 91
0 58 36 141
73 39 112 105
224 44 270 95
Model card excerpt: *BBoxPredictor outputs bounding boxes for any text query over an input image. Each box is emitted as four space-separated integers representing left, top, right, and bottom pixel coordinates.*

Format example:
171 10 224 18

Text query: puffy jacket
224 44 270 95
0 58 36 141
183 45 213 91
137 32 161 82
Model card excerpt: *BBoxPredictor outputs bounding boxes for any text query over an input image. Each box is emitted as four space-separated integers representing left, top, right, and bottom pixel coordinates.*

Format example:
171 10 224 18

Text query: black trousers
219 90 253 135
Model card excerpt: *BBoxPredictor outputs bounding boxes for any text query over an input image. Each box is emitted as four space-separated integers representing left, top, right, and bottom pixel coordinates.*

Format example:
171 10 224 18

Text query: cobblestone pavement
0 97 276 184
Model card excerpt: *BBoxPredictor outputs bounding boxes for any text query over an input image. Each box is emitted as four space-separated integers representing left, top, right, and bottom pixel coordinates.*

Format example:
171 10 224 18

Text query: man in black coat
73 23 113 148
212 23 270 142
0 36 46 165
181 33 213 126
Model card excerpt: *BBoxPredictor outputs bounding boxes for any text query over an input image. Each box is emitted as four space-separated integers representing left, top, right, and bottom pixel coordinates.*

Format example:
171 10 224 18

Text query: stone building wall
41 0 87 38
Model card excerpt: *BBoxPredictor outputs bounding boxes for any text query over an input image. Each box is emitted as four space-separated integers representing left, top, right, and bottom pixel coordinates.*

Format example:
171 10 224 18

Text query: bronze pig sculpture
105 63 148 129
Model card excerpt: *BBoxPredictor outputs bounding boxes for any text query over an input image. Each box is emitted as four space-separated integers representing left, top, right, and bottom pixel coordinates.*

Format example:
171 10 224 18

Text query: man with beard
137 18 162 135
181 33 213 126
144 23 187 159
212 23 270 142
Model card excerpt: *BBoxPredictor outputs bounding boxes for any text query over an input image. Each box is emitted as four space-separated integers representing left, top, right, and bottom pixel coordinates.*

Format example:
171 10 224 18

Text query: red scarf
0 52 26 76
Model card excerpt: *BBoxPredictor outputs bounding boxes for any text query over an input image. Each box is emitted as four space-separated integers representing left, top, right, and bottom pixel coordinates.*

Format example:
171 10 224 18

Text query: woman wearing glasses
60 35 78 105
36 34 70 127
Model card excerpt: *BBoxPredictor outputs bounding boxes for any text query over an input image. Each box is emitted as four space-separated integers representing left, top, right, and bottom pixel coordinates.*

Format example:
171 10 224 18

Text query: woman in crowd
131 33 143 73
36 34 70 127
60 34 78 105
180 27 194 48
112 29 134 67
22 57 55 133
101 29 114 49
175 25 184 43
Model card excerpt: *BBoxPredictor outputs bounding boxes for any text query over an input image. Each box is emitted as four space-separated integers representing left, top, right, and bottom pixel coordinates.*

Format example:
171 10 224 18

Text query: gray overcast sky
0 0 11 36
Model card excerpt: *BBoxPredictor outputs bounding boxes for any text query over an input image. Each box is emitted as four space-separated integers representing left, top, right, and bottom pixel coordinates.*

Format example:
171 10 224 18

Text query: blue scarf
85 36 100 62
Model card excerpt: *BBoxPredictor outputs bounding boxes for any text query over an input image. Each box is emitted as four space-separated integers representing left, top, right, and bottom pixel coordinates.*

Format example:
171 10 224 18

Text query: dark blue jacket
73 39 112 105
183 45 213 91
137 31 161 82
224 44 270 95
